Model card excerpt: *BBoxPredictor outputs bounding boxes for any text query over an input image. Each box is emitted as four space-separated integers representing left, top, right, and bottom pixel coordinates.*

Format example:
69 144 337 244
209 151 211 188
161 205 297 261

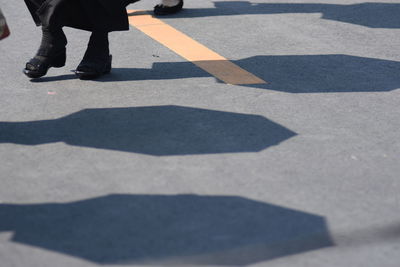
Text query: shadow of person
167 1 400 29
0 194 333 265
0 105 296 155
99 55 400 93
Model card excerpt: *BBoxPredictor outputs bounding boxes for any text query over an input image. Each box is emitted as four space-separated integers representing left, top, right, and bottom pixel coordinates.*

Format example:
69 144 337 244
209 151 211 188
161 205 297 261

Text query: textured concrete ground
0 1 399 266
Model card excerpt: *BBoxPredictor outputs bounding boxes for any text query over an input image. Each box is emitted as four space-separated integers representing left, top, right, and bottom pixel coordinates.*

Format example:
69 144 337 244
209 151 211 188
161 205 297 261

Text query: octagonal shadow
0 194 333 265
0 105 296 155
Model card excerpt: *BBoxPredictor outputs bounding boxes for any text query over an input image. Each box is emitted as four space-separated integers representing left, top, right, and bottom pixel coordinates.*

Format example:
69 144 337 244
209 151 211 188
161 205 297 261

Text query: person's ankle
83 32 109 61
37 27 67 57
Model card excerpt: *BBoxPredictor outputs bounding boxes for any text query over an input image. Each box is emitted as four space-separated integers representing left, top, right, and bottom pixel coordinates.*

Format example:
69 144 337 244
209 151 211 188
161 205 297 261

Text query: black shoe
23 28 67 79
23 48 66 79
154 0 183 15
75 55 112 80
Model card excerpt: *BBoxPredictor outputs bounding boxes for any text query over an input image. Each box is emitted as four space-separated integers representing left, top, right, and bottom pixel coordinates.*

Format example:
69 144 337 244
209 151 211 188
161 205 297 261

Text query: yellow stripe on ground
127 10 266 85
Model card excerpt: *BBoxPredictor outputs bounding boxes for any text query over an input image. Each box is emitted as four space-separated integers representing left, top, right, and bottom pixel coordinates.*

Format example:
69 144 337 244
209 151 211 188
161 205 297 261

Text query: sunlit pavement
0 1 399 266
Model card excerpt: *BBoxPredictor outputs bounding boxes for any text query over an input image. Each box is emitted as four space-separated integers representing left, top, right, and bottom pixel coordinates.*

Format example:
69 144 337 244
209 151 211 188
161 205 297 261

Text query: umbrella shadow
101 55 400 93
0 194 334 265
0 105 296 155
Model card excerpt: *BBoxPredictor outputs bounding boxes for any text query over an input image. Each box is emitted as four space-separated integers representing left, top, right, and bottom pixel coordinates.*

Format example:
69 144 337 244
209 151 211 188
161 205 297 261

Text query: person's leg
75 31 112 79
23 0 70 78
36 26 67 55
24 0 46 26
73 0 136 79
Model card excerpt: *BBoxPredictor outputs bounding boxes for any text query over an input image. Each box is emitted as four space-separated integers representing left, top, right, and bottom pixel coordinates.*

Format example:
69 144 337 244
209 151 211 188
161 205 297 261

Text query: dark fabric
84 32 110 60
24 0 140 32
36 27 67 56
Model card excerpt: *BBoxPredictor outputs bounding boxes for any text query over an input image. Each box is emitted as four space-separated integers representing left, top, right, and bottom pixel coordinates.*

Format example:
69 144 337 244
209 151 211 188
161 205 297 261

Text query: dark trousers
24 0 139 32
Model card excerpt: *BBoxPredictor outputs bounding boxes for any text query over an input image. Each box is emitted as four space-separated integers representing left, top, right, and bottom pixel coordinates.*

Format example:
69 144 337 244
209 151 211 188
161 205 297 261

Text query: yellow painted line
127 10 266 85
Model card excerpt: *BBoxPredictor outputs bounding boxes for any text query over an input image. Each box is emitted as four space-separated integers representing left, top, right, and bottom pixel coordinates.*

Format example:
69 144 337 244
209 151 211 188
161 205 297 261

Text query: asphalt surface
0 1 400 266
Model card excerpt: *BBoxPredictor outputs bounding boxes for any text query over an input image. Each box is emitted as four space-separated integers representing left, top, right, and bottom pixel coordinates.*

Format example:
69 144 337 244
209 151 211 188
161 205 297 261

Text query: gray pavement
0 0 400 266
